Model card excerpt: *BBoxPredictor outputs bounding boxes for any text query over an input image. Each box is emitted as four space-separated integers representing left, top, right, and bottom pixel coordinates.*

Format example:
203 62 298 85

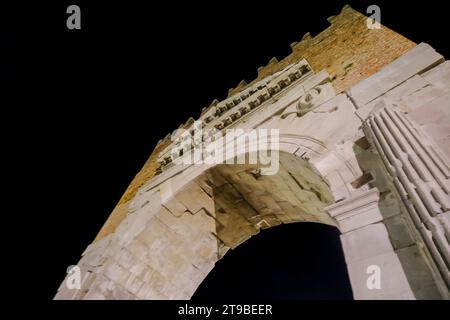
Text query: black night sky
5 0 450 302
192 223 353 300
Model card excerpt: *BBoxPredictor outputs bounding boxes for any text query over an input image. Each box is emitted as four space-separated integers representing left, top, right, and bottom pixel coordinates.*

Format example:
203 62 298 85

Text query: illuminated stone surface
55 6 449 300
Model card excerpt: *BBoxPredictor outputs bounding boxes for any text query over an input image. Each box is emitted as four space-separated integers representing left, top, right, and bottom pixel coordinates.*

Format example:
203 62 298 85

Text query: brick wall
231 5 415 95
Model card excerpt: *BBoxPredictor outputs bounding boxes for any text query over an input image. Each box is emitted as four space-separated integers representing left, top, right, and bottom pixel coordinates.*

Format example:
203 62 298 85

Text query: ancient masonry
55 5 450 299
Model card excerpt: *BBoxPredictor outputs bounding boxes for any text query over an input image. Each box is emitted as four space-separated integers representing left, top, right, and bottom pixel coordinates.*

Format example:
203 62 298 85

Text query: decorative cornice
156 59 314 170
325 188 382 233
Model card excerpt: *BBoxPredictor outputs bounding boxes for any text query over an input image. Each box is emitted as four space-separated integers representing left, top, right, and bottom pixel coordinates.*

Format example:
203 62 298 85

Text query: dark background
192 223 353 300
4 0 450 300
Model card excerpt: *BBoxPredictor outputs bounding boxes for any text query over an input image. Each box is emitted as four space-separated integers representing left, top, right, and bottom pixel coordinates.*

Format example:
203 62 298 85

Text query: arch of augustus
55 5 450 300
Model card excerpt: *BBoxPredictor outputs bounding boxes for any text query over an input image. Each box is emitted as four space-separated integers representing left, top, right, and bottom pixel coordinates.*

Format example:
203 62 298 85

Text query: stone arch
58 141 415 300
54 40 450 300
110 151 340 300
202 152 336 257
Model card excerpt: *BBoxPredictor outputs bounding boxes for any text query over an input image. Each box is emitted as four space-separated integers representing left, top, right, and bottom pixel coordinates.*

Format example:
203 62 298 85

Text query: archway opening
192 222 353 299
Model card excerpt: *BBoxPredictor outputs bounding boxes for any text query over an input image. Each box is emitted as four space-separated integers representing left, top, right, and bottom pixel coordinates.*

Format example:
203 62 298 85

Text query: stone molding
326 188 382 233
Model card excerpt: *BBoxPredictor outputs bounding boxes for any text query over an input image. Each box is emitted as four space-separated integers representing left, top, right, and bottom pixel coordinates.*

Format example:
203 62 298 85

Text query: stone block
116 248 137 270
175 183 214 214
383 214 415 250
396 245 443 299
126 239 150 262
340 222 394 263
401 84 449 110
384 75 430 101
346 251 414 299
104 262 131 285
350 43 444 106
421 60 450 85
83 290 106 300
154 207 196 239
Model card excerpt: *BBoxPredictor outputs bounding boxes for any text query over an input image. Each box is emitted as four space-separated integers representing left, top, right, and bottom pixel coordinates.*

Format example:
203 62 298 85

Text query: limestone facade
55 7 449 300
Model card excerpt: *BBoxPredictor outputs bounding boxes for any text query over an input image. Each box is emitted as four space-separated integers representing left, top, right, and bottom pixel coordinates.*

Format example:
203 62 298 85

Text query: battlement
227 5 414 97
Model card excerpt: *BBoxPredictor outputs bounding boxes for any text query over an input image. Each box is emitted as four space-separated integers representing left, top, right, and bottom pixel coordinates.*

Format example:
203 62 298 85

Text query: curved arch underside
205 152 335 258
130 152 336 299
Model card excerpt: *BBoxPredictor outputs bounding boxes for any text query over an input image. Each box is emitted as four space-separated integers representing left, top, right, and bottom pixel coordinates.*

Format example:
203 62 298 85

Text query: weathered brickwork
229 5 415 94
